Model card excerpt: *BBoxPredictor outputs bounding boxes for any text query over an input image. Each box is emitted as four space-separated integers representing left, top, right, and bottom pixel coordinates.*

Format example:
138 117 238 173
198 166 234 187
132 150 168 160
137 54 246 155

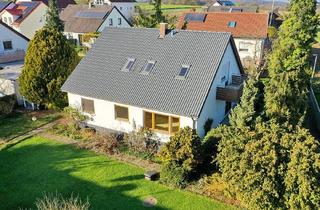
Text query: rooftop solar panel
75 11 106 18
184 13 206 22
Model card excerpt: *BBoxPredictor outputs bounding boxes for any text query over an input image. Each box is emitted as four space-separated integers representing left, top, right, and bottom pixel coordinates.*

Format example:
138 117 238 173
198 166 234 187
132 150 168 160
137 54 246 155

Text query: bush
0 95 15 116
160 127 202 172
79 133 119 155
51 123 83 140
192 174 233 200
160 127 202 187
200 128 223 173
160 162 188 188
203 118 213 136
35 193 89 210
123 128 160 159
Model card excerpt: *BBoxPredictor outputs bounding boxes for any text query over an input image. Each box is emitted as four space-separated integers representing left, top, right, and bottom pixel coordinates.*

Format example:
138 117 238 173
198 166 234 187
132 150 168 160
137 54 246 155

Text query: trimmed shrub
79 133 119 155
35 193 89 210
0 95 15 116
123 128 160 159
160 127 202 187
160 161 188 188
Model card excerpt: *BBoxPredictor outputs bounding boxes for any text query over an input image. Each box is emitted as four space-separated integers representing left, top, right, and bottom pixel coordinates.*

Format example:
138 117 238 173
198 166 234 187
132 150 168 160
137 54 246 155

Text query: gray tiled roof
62 27 232 117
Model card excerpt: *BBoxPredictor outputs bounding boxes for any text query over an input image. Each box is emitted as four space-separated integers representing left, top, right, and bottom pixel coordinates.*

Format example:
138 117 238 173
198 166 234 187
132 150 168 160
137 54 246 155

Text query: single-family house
176 12 269 69
0 20 29 106
206 5 258 13
0 20 29 64
0 1 47 39
92 0 136 21
60 4 132 45
62 25 244 141
15 0 76 11
212 0 234 7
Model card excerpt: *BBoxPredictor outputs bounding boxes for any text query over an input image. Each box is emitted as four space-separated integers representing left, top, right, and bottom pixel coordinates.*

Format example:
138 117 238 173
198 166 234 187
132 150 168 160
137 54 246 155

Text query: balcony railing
0 50 25 64
216 75 245 102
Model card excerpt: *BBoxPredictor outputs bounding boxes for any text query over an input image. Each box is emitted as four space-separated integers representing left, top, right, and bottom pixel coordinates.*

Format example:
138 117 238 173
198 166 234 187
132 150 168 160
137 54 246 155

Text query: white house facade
233 38 265 68
0 1 47 39
0 21 29 64
93 0 135 21
62 26 243 141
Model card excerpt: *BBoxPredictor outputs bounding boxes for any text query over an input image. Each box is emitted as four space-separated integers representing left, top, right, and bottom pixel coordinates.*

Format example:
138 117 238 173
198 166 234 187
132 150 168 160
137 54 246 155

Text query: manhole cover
142 196 157 207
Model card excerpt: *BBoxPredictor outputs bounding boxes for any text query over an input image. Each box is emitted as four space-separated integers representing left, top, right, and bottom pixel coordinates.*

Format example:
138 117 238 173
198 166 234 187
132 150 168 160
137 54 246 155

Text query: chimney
159 23 168 39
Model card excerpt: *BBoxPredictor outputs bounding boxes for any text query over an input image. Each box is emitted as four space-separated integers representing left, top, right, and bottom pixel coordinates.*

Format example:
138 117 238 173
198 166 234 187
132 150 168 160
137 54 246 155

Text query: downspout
191 115 198 131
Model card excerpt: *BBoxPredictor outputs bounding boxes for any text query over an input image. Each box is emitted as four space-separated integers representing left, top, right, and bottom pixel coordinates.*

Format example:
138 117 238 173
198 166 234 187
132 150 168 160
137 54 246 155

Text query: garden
0 118 236 210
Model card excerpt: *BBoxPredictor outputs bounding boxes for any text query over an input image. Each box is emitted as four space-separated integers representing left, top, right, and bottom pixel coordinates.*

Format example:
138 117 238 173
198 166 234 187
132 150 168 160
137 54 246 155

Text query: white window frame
239 41 250 52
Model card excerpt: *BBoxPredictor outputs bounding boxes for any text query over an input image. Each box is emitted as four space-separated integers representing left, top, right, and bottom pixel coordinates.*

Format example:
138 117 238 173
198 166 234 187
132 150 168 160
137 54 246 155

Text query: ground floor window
81 98 95 114
144 111 180 134
115 105 129 121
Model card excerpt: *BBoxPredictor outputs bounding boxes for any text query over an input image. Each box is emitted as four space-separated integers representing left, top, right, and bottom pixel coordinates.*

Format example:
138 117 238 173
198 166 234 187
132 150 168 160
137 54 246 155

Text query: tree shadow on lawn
0 139 170 210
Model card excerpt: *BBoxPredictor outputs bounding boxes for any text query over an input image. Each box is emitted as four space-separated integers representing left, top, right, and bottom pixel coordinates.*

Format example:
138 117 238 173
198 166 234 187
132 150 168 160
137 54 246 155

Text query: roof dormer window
140 60 156 75
122 58 135 72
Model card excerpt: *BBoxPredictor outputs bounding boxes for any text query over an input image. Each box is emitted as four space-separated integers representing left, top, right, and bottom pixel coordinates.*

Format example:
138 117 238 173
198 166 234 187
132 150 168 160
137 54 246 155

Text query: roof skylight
176 65 190 79
140 60 156 75
122 58 135 72
228 21 236 28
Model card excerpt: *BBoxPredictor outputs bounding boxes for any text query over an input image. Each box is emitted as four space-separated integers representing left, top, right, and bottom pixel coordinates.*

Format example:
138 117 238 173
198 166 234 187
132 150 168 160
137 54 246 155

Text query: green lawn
0 136 236 210
0 112 59 141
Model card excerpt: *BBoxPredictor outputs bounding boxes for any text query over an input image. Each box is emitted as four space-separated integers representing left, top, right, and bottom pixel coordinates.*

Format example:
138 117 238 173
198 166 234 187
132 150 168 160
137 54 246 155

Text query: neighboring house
0 1 47 39
16 0 76 11
176 12 269 69
0 20 29 64
60 4 131 45
0 1 11 13
212 0 234 7
62 25 244 141
92 0 136 21
0 21 30 106
206 5 258 13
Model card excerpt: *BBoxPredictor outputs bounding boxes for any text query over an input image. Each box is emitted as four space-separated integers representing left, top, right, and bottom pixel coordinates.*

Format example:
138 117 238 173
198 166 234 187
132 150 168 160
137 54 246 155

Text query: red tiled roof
176 12 269 39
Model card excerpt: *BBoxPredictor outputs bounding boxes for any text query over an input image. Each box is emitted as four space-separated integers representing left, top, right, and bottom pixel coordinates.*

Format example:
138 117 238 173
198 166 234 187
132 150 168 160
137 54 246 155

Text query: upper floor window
3 41 13 51
81 98 95 114
118 18 122 25
239 42 250 52
3 17 7 23
109 18 113 26
95 0 103 5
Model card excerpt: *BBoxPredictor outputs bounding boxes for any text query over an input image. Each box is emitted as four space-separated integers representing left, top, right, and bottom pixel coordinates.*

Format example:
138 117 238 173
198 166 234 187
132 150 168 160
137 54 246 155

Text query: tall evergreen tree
151 0 165 23
45 0 64 32
19 28 78 109
265 0 318 127
229 78 264 129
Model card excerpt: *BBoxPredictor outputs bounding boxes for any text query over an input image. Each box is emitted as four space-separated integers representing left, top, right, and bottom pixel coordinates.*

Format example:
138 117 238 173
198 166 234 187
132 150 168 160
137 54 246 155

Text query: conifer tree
229 78 263 129
265 0 318 127
45 0 64 32
19 29 78 109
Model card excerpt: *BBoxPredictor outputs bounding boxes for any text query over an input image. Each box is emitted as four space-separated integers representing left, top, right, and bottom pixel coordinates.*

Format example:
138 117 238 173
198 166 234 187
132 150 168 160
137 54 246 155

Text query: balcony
0 50 25 64
216 75 245 102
